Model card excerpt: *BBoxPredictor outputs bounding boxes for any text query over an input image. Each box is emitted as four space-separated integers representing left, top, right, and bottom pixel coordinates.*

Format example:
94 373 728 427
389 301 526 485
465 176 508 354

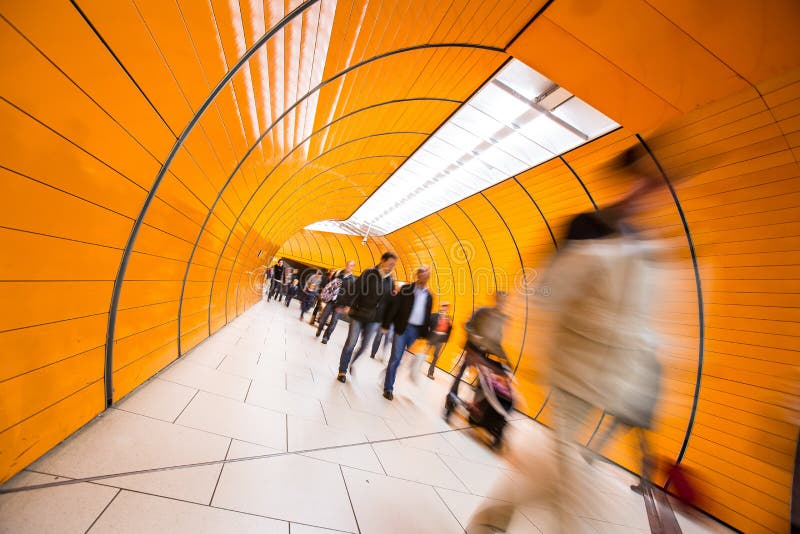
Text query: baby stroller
444 348 514 449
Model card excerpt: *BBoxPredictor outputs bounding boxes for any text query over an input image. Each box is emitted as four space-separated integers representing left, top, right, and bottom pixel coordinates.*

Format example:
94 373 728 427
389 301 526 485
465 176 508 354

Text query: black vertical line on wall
636 134 705 484
69 0 179 138
559 155 598 211
320 232 337 266
480 192 528 375
418 216 458 370
512 177 559 250
308 230 325 263
455 203 498 292
101 0 319 406
504 0 555 50
406 224 439 289
330 233 350 268
436 212 475 374
792 429 800 532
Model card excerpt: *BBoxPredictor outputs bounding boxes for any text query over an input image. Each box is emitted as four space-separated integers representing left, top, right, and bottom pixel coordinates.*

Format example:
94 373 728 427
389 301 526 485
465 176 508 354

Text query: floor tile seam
82 487 121 534
156 375 248 401
335 463 518 504
367 443 388 476
109 406 283 450
435 450 472 493
171 389 201 423
86 479 351 531
3 428 481 495
337 465 362 534
432 486 469 532
209 439 233 506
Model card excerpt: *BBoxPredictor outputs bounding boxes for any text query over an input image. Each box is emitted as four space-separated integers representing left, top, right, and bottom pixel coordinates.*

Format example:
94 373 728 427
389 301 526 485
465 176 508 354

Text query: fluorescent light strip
306 59 618 236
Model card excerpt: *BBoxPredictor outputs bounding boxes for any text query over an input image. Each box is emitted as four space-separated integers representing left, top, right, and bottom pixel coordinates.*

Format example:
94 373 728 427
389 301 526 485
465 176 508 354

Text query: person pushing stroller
444 291 513 448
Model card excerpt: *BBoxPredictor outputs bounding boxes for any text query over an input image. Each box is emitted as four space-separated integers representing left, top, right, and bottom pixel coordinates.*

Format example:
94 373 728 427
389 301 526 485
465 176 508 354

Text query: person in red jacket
425 303 452 379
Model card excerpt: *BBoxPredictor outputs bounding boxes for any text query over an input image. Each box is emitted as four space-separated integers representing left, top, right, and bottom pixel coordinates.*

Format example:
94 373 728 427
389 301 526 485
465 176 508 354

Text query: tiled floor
0 298 735 533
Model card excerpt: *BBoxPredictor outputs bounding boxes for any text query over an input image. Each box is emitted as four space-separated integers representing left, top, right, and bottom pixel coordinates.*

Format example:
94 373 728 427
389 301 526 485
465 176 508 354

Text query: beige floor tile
674 506 734 534
285 375 351 406
116 378 197 422
176 391 287 451
434 487 542 533
582 517 648 533
226 440 284 461
182 345 229 369
30 409 229 478
289 524 352 534
370 441 468 491
319 403 396 441
437 454 517 497
160 360 251 400
217 357 287 387
247 381 326 421
287 415 367 452
341 467 464 534
88 490 288 533
300 444 385 474
0 472 118 534
95 462 223 504
440 429 510 468
399 433 463 456
212 455 358 532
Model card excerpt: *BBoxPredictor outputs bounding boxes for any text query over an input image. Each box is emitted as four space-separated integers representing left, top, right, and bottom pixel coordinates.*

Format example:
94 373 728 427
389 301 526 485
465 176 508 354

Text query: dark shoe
321 338 328 344
336 373 346 383
426 373 434 380
383 390 393 401
370 353 376 359
315 330 321 337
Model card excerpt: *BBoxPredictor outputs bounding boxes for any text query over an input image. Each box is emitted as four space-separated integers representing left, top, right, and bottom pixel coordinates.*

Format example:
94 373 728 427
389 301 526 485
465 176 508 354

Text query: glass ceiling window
305 59 618 237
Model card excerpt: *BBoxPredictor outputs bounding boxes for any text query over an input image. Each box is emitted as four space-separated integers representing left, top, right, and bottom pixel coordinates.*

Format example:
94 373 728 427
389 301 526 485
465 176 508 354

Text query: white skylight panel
518 114 585 154
480 145 529 176
306 59 619 237
451 105 505 139
500 132 553 167
469 84 530 126
552 97 618 137
496 60 553 100
436 122 482 150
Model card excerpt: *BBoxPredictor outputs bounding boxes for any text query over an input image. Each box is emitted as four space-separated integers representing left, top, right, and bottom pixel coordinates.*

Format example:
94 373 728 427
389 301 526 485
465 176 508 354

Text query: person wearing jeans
336 253 397 383
381 266 432 400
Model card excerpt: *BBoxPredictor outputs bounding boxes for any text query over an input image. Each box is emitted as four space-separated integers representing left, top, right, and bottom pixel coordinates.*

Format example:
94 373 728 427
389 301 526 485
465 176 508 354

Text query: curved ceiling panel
2 1 799 532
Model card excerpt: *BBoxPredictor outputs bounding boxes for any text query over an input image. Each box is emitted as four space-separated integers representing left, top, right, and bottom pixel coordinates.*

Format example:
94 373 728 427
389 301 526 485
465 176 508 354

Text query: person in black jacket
336 252 397 383
381 266 433 400
267 259 285 301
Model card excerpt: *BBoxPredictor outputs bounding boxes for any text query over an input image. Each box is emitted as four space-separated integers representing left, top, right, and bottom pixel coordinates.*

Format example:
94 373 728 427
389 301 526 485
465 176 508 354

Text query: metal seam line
635 134 705 487
103 0 320 406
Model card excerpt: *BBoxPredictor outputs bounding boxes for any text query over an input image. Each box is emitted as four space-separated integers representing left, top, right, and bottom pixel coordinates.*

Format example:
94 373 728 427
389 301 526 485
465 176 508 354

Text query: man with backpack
316 260 356 344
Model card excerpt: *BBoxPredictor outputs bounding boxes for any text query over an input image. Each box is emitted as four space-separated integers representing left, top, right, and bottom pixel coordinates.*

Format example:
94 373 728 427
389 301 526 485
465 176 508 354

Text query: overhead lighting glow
305 59 618 236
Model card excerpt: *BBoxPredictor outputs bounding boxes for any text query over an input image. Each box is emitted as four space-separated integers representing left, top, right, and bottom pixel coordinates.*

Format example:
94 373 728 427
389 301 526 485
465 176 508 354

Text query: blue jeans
316 302 340 340
371 324 394 356
338 320 380 373
383 325 421 393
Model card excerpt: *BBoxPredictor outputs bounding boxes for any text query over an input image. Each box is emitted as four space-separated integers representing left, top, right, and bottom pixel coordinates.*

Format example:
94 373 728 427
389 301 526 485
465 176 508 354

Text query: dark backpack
320 278 343 303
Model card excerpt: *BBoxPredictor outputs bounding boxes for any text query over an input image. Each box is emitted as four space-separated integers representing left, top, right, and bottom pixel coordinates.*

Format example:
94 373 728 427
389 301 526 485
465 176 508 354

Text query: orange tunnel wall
1 1 799 532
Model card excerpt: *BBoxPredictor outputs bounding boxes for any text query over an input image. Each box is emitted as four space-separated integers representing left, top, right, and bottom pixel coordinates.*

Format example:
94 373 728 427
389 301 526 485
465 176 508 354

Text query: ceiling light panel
305 59 618 236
